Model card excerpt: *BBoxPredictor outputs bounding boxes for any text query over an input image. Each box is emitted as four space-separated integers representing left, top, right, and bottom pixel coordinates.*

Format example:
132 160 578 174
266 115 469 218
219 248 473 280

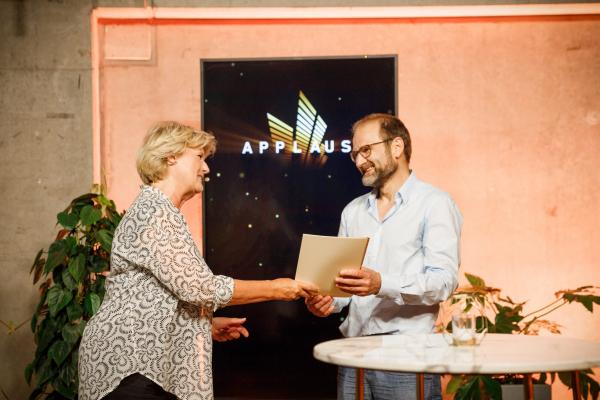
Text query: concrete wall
1 1 597 399
0 1 94 398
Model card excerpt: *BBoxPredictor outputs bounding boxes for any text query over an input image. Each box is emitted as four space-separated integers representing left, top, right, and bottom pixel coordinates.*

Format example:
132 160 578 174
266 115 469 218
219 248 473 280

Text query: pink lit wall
95 10 600 399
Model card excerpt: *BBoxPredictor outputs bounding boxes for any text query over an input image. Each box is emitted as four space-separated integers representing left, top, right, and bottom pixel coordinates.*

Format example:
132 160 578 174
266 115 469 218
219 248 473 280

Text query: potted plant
25 186 121 400
444 273 600 400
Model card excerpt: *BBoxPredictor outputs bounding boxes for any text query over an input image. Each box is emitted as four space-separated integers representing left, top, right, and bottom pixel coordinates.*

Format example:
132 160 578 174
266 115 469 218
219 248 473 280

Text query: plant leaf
91 275 106 295
481 375 502 400
30 248 44 274
48 340 72 366
78 320 87 335
47 286 73 317
61 323 81 344
25 362 34 385
61 269 77 291
60 237 78 258
580 373 590 400
66 302 83 322
44 241 67 274
80 205 101 226
96 229 113 252
70 193 95 207
53 378 76 400
55 229 69 241
36 358 56 386
31 249 46 284
57 212 79 230
57 361 78 396
108 209 122 226
465 273 486 288
89 256 108 273
588 374 600 400
563 293 576 302
446 375 464 394
455 375 478 400
575 295 594 312
84 292 101 317
558 371 572 386
97 194 112 207
59 356 77 385
68 253 86 283
37 318 58 353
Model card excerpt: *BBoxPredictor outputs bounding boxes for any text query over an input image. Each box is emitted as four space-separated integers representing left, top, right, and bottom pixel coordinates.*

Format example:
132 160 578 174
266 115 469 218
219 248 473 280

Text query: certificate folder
294 234 369 297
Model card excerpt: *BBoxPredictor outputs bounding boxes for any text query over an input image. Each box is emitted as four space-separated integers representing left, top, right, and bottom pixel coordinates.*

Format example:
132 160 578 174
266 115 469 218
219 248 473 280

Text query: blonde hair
136 121 217 185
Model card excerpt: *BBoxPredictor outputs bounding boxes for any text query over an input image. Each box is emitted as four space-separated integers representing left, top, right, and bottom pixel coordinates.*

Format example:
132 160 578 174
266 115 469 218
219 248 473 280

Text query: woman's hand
273 278 320 301
212 317 249 342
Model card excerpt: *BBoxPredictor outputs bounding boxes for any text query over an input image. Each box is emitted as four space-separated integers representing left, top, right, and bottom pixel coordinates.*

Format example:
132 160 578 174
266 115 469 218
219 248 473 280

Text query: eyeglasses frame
350 138 394 162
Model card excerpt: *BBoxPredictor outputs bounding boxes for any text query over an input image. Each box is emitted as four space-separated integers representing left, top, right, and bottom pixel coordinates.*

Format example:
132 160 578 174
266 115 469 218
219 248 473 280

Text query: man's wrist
374 272 382 295
376 273 400 301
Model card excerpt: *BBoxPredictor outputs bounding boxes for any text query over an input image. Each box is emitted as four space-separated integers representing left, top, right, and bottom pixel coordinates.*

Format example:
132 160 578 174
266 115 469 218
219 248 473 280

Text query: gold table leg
356 368 365 400
416 373 425 400
572 371 581 400
523 373 534 400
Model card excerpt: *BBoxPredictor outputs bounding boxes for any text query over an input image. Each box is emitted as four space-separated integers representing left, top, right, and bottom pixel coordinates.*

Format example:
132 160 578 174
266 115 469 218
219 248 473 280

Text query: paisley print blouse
78 185 234 400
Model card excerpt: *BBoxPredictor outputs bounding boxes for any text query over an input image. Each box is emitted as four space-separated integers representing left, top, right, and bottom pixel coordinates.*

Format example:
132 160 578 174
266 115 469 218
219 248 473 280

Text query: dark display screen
202 57 396 398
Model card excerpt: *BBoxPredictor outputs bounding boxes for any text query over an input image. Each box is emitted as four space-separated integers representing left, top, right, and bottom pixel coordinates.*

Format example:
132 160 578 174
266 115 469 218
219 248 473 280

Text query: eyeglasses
350 139 393 162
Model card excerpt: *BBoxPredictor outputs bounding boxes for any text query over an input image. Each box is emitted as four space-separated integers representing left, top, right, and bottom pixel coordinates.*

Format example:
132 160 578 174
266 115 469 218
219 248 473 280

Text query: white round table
313 333 600 400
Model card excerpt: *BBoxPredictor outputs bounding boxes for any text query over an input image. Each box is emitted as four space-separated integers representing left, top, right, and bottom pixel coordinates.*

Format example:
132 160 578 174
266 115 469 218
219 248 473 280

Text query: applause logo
241 91 351 166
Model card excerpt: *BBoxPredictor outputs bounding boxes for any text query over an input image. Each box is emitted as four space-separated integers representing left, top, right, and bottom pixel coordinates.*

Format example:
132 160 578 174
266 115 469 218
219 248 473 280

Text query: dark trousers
102 373 177 400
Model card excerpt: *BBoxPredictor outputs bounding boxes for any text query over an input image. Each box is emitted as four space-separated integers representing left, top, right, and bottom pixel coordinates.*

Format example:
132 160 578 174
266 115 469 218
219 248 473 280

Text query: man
306 113 462 400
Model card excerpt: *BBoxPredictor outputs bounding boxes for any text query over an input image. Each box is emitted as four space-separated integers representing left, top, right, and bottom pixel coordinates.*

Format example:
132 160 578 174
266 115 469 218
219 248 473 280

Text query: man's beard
361 157 397 188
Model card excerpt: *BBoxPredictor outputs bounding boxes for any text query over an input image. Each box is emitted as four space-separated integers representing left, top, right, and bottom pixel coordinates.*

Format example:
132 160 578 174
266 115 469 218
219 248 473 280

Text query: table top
313 333 600 374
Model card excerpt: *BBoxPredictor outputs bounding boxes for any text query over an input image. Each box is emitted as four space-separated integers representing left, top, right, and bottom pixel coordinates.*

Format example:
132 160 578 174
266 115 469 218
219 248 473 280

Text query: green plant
25 188 122 400
445 272 600 400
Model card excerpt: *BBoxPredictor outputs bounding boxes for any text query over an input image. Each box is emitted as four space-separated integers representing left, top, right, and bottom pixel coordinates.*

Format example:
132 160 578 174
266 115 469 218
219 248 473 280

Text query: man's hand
305 295 334 317
335 267 381 296
212 317 249 342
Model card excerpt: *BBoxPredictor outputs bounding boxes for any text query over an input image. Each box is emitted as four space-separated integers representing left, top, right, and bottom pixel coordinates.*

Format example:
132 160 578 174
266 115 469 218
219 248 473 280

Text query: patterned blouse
79 185 234 400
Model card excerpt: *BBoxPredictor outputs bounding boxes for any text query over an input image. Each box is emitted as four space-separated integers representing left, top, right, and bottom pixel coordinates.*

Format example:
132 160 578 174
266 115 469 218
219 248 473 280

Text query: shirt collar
398 170 417 204
366 170 417 209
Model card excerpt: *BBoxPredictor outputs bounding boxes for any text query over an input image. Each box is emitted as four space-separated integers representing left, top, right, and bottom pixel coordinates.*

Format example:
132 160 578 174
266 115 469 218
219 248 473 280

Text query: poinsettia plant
445 272 600 400
25 187 122 400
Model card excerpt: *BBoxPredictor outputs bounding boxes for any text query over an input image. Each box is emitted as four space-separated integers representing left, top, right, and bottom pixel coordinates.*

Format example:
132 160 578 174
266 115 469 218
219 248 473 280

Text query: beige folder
294 234 369 297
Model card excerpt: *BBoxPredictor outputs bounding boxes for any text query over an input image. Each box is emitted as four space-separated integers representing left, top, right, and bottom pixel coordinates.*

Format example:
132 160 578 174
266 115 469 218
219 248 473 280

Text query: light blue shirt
334 172 463 337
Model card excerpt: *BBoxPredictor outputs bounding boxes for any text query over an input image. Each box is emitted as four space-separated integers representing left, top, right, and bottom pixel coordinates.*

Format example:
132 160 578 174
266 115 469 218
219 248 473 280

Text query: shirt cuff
332 296 351 313
213 275 235 311
377 273 406 305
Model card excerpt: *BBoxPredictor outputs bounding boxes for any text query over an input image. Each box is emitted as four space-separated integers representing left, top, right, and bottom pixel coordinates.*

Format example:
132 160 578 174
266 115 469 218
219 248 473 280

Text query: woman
78 121 318 400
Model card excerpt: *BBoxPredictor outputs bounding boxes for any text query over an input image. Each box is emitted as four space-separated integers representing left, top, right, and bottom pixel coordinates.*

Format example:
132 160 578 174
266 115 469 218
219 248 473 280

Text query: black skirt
102 373 177 400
